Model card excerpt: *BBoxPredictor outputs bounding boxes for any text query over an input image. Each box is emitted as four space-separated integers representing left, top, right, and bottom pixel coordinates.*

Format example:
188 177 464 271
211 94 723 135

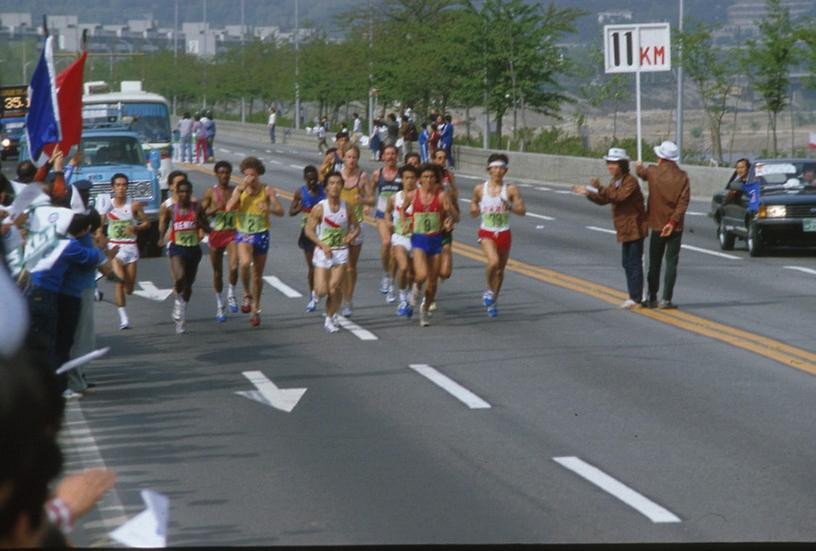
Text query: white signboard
604 23 671 74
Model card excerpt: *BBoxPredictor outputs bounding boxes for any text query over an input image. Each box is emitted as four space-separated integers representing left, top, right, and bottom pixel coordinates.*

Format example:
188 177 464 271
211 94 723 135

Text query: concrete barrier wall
212 119 734 201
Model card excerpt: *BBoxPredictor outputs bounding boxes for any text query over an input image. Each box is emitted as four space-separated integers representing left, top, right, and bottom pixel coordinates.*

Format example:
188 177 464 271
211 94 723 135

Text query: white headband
487 161 507 169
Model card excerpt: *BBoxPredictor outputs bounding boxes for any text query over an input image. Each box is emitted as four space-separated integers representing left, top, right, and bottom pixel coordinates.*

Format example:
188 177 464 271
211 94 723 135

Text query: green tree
677 21 739 164
744 0 801 156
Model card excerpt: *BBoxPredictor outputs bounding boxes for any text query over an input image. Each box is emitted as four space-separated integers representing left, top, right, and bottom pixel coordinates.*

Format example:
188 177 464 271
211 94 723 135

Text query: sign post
604 23 671 161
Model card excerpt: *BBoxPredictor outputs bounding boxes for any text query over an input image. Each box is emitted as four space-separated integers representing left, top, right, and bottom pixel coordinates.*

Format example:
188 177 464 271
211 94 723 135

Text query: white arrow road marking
236 371 307 413
527 212 555 221
56 347 110 375
680 244 740 260
553 456 681 523
263 276 303 298
333 315 378 341
409 364 491 409
133 281 173 302
784 265 816 276
586 225 618 235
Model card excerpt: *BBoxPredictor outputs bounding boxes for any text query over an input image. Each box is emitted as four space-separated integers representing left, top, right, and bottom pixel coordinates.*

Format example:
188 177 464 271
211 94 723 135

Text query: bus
82 81 172 156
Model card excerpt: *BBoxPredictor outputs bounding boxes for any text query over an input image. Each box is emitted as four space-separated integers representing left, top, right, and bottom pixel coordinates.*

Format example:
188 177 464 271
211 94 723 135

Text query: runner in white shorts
304 171 360 333
385 164 418 318
97 173 149 329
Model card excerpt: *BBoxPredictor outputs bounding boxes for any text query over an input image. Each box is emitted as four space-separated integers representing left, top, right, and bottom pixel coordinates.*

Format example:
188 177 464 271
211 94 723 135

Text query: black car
0 118 25 160
709 159 816 256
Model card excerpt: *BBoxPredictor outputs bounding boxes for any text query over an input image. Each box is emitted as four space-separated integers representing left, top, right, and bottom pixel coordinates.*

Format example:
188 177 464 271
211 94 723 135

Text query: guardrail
212 119 733 201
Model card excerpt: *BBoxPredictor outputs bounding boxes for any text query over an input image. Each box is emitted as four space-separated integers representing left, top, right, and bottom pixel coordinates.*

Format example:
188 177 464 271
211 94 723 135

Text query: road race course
18 132 816 545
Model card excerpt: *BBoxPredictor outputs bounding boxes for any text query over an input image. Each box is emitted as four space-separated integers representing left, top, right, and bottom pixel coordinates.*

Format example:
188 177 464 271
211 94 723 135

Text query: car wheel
747 222 764 257
717 218 735 250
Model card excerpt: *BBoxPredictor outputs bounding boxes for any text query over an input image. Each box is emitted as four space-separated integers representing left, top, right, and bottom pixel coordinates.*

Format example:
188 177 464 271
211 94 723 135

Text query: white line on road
680 244 740 260
784 265 816 276
276 149 285 154
586 225 618 235
269 160 282 165
218 148 231 154
334 315 378 341
535 187 553 191
518 183 534 188
266 149 272 153
263 276 303 298
554 190 574 195
527 212 555 221
409 364 491 409
686 211 707 216
553 456 681 524
289 164 304 169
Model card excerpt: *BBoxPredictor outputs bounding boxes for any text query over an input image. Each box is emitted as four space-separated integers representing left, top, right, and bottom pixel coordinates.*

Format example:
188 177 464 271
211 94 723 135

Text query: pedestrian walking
204 110 216 162
177 112 193 163
267 107 277 144
351 112 363 144
635 141 691 309
573 148 647 309
317 118 328 154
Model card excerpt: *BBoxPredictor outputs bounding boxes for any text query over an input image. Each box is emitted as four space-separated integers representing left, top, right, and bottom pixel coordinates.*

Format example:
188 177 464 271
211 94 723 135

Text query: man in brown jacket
635 141 691 309
573 148 647 309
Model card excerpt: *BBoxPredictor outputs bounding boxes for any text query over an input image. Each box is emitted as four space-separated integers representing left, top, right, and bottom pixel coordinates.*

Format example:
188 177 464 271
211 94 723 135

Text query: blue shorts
411 233 443 257
236 230 270 256
168 243 203 264
374 210 385 219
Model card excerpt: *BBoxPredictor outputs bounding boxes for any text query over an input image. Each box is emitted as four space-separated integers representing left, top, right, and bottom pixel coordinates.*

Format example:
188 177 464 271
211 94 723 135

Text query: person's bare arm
289 187 303 216
345 204 361 244
384 194 396 233
201 187 215 216
266 187 285 217
157 203 169 246
304 203 329 255
131 202 150 233
362 171 377 207
54 468 117 524
469 185 482 218
507 184 526 216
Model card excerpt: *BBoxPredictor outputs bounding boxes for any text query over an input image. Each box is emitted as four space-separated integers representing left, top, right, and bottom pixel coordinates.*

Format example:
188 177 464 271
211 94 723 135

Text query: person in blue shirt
27 213 115 396
440 114 455 168
418 122 430 163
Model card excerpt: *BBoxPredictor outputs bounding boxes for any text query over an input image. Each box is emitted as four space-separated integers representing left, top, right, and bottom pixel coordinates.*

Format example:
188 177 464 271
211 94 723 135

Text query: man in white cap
635 141 690 309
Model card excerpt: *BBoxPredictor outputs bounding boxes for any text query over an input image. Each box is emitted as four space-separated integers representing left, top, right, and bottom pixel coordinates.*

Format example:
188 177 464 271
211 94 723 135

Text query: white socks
215 292 224 309
118 307 129 325
228 284 236 299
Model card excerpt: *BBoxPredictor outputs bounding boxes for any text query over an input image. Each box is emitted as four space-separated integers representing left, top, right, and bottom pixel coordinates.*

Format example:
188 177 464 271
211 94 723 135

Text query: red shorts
478 228 512 255
208 230 236 250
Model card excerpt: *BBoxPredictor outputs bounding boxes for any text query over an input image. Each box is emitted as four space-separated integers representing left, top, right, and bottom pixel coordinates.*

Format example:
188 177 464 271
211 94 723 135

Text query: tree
744 0 801 156
677 21 739 164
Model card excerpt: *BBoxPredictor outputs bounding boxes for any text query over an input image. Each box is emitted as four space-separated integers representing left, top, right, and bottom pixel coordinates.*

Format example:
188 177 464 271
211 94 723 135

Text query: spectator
440 114 455 167
194 113 208 164
177 112 193 163
418 122 430 163
203 110 216 162
368 119 381 161
376 119 389 160
573 148 647 309
267 107 277 144
317 117 328 154
351 112 362 144
429 122 441 158
385 113 399 148
636 141 690 309
334 131 349 171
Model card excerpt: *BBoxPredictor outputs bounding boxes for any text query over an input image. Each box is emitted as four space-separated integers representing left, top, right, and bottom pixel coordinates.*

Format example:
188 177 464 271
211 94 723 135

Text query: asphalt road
8 133 816 545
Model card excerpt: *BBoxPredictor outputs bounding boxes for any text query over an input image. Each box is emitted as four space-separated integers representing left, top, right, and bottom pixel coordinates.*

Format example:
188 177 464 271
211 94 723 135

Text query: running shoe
228 295 239 313
341 303 353 317
487 304 498 318
379 276 390 294
428 300 438 312
619 299 638 310
324 315 340 333
419 308 431 327
175 319 186 334
658 300 677 310
397 300 408 317
385 286 396 304
216 305 227 323
250 313 261 327
306 297 318 312
405 304 414 319
241 295 252 314
482 290 495 307
94 290 103 302
62 389 84 400
119 321 130 331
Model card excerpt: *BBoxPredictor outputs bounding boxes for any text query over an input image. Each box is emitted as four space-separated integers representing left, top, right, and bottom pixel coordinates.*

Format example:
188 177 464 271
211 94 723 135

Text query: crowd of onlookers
175 110 217 164
1 153 117 547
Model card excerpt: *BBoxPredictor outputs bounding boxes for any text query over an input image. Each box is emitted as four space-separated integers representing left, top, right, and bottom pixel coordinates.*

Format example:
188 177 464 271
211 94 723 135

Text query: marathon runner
404 152 421 168
371 144 402 303
410 163 456 327
226 156 284 327
158 170 189 319
289 165 325 312
469 153 526 317
97 173 150 330
338 144 370 317
200 161 239 322
431 148 459 311
159 178 211 333
385 164 418 318
304 171 360 333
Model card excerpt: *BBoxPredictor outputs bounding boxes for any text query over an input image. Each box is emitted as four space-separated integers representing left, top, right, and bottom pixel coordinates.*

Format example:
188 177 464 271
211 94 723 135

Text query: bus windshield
83 101 171 144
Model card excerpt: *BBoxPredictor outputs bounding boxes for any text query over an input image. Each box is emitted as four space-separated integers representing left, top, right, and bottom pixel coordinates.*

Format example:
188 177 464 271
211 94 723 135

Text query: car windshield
754 161 816 188
81 136 145 166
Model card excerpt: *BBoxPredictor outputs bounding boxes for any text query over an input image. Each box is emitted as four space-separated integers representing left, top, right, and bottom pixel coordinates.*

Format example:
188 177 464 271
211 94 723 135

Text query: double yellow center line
183 163 816 376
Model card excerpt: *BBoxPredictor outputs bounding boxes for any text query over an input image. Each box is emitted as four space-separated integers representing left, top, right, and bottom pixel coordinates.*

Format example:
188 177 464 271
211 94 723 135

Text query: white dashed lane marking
409 364 491 409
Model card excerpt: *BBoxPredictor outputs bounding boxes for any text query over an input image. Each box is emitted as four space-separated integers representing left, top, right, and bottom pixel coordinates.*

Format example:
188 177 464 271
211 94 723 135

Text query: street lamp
294 0 301 130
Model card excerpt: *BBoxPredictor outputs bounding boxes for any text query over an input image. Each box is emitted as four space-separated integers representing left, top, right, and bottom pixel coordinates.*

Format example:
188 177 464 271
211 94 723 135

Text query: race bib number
413 212 441 235
240 213 267 234
109 219 133 241
320 227 345 248
174 229 199 247
483 212 509 229
213 211 236 231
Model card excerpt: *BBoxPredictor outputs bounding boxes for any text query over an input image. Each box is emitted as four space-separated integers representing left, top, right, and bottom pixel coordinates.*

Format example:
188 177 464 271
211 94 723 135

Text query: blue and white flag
25 36 61 166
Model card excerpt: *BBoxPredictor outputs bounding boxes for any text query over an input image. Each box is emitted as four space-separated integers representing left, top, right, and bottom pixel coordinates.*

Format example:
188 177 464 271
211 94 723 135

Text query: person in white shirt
267 107 277 144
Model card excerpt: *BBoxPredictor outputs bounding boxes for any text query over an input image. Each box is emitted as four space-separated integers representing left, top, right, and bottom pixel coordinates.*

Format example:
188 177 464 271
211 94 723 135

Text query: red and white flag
44 51 87 159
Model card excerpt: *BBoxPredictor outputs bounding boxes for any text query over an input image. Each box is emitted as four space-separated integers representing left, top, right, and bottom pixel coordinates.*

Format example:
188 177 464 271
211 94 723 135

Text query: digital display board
1 86 29 119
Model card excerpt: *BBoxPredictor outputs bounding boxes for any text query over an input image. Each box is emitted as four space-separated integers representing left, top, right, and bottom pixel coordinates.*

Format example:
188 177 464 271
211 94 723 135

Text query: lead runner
470 153 526 317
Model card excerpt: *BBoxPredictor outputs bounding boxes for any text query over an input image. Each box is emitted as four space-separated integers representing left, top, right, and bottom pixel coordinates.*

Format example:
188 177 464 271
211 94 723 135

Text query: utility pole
676 0 684 163
294 0 301 129
368 0 374 135
202 0 208 109
173 0 178 115
240 0 246 123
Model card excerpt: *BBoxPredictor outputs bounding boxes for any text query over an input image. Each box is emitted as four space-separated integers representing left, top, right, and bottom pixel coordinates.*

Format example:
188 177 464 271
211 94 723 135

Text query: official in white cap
635 141 690 309
573 148 647 309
